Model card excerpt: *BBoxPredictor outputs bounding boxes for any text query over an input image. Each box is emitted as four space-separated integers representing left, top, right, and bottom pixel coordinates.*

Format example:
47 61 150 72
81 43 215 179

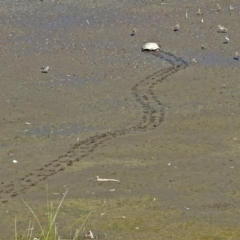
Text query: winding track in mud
0 50 188 203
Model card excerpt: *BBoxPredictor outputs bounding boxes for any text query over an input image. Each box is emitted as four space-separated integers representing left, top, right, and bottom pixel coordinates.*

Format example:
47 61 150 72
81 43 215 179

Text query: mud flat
1 0 240 239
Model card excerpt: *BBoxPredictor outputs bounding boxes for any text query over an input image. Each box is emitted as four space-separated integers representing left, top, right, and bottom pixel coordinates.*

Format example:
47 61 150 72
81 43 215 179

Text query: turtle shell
142 42 160 51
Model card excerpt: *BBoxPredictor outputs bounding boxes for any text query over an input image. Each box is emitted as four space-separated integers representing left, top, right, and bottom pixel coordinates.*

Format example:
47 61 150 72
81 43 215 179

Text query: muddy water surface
1 0 240 239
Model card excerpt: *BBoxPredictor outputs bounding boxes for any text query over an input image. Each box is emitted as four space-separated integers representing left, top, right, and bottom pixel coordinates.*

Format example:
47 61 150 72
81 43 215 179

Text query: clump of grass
15 189 92 240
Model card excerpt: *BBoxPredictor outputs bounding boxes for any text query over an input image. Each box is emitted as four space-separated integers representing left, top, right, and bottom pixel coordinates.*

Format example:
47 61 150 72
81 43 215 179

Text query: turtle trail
0 50 188 203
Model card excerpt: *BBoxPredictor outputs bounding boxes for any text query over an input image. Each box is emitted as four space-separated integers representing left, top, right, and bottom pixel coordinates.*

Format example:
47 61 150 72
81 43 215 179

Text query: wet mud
1 0 240 239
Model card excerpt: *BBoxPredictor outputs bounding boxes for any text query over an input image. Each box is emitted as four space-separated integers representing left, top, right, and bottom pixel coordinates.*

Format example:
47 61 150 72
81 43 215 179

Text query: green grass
14 189 92 240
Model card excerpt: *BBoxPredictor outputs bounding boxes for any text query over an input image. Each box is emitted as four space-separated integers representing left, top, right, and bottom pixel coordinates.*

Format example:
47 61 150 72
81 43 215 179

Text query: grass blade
22 199 46 240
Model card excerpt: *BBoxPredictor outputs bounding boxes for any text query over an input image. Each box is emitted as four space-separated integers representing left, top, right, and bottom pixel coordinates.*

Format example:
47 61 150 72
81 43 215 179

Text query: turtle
141 42 160 51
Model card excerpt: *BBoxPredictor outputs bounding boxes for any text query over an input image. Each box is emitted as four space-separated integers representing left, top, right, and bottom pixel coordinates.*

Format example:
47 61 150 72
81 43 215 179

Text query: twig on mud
96 176 120 183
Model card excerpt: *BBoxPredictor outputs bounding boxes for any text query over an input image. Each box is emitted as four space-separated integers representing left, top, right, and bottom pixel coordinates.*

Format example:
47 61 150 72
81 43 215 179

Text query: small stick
96 176 120 183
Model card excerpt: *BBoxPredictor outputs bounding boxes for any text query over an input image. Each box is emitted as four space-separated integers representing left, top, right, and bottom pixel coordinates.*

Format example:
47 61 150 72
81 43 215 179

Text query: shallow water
183 50 240 67
197 51 240 67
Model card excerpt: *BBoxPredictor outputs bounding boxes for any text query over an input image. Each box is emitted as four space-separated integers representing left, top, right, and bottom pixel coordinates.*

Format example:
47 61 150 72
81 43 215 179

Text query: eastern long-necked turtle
141 42 160 51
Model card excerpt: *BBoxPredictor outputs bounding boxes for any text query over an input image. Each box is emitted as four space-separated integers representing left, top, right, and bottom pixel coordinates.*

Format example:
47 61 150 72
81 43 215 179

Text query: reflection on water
22 122 103 137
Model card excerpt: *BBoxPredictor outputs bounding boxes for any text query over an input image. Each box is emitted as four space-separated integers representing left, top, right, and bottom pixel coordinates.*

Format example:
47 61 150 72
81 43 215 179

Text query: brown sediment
1 0 240 239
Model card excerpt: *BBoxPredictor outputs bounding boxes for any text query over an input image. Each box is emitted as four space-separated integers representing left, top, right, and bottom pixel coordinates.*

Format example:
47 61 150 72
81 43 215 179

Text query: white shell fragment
13 160 18 163
96 176 120 183
218 25 228 33
40 66 50 73
141 42 160 51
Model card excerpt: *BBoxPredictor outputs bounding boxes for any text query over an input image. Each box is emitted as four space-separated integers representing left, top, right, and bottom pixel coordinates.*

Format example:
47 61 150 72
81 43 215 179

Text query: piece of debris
85 230 95 239
40 66 50 73
141 42 160 51
197 8 203 15
96 176 120 183
131 28 137 36
234 52 239 60
229 5 234 14
216 4 221 13
190 58 197 63
218 25 228 33
25 122 31 125
224 36 230 44
12 160 18 163
174 23 180 31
